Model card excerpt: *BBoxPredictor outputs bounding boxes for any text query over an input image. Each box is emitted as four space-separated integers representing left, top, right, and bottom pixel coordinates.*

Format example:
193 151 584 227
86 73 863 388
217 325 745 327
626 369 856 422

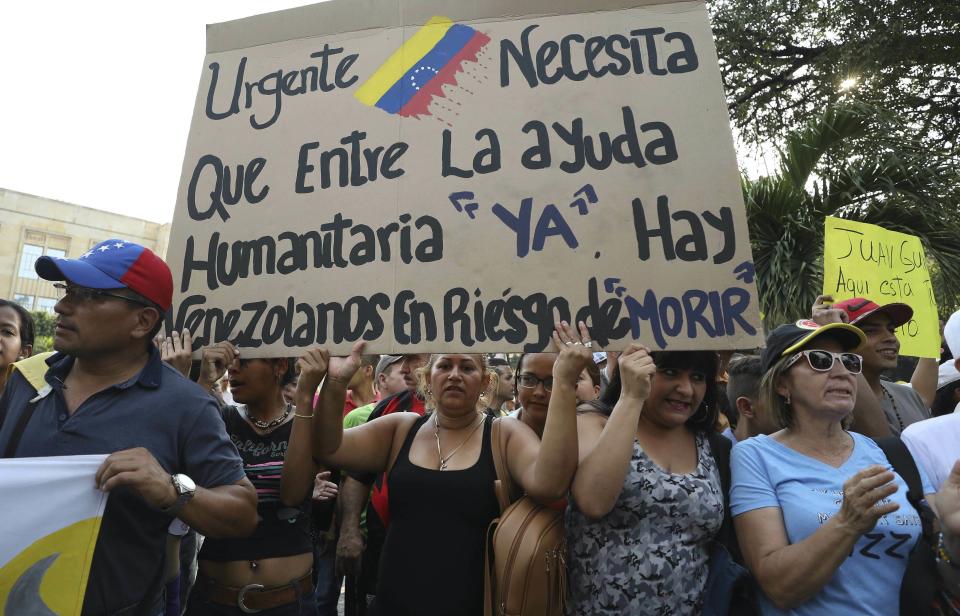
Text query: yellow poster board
823 217 939 358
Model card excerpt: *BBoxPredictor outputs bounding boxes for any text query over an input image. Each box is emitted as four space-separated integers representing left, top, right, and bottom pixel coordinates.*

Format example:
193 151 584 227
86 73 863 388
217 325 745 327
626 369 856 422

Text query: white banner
0 455 108 616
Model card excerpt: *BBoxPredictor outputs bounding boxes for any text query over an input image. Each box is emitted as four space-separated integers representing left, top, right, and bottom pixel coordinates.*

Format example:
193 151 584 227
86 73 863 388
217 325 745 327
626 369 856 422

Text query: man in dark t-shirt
0 240 255 614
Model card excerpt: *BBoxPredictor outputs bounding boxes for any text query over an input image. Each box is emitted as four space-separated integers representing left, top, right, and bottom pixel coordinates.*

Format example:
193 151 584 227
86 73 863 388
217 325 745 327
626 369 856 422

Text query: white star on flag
98 245 111 252
80 251 93 259
114 242 125 249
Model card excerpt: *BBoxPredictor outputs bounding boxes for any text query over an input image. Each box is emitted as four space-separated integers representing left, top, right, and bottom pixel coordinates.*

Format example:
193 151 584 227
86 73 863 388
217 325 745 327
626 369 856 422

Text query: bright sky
0 2 778 226
0 1 315 224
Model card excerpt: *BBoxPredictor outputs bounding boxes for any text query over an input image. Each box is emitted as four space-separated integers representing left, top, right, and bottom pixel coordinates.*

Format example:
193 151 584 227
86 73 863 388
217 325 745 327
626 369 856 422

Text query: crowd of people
2 239 960 616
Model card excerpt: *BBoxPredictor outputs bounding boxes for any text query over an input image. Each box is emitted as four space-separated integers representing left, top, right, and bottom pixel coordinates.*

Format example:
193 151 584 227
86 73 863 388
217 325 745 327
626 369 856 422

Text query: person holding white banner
0 240 257 615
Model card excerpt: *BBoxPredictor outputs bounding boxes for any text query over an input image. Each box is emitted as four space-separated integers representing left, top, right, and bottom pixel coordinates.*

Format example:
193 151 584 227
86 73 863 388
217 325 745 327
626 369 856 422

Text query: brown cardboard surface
169 0 763 355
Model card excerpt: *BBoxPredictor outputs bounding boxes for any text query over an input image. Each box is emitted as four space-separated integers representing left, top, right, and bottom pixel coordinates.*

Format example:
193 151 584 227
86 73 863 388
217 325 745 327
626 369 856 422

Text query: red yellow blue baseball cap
35 239 173 312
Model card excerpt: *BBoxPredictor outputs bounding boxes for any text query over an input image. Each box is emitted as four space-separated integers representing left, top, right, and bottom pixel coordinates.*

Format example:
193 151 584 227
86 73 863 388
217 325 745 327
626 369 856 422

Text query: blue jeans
314 553 341 616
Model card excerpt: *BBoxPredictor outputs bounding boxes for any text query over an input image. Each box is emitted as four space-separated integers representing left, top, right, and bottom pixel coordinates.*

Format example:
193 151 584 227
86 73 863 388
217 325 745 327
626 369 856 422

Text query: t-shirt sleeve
730 441 780 517
917 459 936 496
901 426 941 493
343 407 367 429
180 398 246 489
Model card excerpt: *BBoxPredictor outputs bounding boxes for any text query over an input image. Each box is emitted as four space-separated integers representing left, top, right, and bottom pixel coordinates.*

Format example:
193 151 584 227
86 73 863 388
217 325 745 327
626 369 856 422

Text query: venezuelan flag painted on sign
355 16 491 118
0 455 108 616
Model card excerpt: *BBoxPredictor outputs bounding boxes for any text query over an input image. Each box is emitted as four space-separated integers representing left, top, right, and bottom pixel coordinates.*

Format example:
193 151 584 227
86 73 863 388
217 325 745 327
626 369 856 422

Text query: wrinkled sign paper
166 0 763 354
823 216 939 358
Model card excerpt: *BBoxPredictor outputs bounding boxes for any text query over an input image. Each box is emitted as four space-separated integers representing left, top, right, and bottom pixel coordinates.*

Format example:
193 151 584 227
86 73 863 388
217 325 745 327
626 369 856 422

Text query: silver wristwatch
161 474 197 516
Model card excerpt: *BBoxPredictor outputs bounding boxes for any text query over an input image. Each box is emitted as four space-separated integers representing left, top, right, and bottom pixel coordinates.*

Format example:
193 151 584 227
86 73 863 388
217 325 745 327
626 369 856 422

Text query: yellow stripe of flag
355 16 453 106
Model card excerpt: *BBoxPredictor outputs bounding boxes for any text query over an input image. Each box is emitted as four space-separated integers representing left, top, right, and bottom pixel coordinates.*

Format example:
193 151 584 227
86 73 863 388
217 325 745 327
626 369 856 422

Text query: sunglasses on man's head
784 350 862 374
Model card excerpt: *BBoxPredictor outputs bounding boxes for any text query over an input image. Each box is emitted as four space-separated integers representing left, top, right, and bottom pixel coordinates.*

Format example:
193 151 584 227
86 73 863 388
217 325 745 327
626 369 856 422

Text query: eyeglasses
784 350 863 375
53 283 152 308
517 373 553 392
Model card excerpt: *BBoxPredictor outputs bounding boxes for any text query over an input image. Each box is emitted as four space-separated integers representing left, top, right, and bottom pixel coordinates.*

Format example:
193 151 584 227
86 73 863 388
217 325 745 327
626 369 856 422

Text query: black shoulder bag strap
3 397 42 458
874 437 935 533
708 432 735 552
874 436 938 616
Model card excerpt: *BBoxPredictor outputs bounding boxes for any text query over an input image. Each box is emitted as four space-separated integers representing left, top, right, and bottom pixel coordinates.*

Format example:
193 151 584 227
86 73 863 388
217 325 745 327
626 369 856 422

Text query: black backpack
874 437 939 616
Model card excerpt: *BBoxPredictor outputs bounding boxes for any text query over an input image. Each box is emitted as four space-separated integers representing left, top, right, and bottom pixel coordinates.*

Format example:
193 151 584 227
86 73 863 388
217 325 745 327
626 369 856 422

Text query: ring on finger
573 341 583 346
584 341 593 348
564 341 573 346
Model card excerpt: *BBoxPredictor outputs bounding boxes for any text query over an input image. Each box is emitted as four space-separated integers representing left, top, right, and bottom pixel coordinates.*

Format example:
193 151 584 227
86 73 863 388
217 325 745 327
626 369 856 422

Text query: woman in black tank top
306 321 594 615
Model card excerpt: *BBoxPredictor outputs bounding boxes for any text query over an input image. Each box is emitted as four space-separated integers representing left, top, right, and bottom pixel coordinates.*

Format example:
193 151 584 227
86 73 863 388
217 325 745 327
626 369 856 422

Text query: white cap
945 310 960 359
938 360 960 390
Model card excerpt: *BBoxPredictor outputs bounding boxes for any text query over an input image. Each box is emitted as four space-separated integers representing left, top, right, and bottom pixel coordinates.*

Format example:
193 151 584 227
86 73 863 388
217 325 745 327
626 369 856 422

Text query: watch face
175 474 197 494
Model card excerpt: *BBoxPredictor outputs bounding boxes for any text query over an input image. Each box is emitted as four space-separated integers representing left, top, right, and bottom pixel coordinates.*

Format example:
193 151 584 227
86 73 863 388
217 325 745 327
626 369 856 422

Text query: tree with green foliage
30 310 56 353
710 0 960 158
744 103 960 327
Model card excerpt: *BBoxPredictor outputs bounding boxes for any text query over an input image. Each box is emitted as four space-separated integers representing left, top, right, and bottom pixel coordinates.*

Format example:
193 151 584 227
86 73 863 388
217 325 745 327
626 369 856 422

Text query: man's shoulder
154 363 215 402
344 402 377 427
369 390 421 420
883 380 926 406
902 413 960 443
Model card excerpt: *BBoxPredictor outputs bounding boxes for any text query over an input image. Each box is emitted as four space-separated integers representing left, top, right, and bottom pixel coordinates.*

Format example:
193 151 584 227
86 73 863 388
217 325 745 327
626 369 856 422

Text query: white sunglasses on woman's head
784 350 863 374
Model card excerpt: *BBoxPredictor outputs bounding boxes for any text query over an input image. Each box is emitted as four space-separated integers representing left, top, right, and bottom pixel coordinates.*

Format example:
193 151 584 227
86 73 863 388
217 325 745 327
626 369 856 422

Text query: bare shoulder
576 411 608 430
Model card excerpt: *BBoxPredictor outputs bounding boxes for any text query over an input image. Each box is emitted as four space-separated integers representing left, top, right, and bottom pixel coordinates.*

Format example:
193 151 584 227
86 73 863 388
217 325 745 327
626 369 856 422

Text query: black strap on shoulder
874 437 935 536
708 431 732 496
708 431 741 561
3 401 40 458
875 437 922 502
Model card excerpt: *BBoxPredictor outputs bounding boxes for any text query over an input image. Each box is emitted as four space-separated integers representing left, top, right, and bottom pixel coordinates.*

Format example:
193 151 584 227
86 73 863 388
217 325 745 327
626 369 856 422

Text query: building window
35 297 57 313
18 244 43 279
46 248 66 260
13 294 34 309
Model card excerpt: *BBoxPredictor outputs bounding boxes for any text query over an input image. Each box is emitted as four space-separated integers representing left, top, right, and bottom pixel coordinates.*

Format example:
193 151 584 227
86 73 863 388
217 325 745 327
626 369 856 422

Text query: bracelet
294 411 315 419
937 532 960 570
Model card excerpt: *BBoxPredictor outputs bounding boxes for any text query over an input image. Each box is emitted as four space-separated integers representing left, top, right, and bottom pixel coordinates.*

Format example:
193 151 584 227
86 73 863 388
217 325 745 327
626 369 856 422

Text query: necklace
241 403 292 430
434 412 485 470
881 386 905 432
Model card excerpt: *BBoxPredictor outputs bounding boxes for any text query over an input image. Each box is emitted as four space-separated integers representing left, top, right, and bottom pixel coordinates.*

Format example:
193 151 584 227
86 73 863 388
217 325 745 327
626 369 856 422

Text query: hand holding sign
811 294 849 325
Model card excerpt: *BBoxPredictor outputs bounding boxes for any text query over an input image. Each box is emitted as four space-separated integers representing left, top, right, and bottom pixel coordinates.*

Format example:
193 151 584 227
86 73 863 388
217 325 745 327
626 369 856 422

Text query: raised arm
281 347 328 506
309 342 363 457
336 476 371 579
910 357 938 410
735 465 898 609
569 345 654 519
932 460 960 595
504 321 588 502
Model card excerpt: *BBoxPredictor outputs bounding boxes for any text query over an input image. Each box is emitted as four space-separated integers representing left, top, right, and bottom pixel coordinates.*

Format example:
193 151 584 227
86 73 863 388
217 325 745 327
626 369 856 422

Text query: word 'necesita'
179 213 442 292
501 25 698 88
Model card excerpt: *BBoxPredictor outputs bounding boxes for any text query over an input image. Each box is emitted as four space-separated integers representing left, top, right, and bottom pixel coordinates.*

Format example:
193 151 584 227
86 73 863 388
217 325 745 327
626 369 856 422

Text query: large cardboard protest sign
166 0 763 354
0 456 108 616
823 217 939 358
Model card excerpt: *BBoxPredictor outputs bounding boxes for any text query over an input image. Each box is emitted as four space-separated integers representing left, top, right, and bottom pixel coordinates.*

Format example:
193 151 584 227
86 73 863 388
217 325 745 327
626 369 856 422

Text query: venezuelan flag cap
35 239 173 312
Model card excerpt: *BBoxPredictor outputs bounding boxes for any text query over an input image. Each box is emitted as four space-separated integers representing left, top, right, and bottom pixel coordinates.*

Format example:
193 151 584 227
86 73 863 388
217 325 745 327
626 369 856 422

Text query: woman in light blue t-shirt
731 321 957 615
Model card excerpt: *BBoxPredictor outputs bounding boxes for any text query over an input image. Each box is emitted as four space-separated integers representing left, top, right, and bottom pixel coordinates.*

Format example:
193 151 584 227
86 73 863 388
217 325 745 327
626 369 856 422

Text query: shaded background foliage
708 0 960 326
